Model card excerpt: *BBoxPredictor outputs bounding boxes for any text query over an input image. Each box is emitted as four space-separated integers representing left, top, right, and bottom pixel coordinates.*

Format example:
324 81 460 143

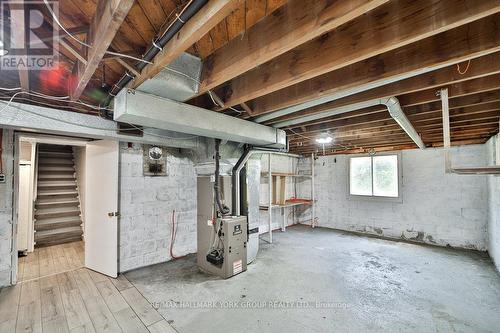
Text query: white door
17 164 32 252
85 140 119 277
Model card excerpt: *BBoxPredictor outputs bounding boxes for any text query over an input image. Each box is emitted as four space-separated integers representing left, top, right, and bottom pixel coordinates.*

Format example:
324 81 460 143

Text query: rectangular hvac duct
114 90 287 148
136 52 202 102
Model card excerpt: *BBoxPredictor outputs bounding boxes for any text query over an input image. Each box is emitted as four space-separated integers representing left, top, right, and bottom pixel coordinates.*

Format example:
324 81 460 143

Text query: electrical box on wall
143 145 167 176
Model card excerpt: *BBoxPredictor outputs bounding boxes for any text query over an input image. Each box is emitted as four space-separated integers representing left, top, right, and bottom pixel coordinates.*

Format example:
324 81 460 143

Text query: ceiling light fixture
315 133 333 156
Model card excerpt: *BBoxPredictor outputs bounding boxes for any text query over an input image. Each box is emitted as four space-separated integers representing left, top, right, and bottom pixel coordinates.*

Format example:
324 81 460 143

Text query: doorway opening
15 136 89 282
13 133 120 284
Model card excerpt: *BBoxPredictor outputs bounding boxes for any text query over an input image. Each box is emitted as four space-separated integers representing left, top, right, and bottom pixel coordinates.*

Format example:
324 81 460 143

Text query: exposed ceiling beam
271 73 500 129
69 0 134 100
59 39 87 65
197 0 388 95
286 88 500 138
36 26 88 43
291 138 489 156
129 0 243 89
214 0 500 110
116 58 140 77
252 17 500 121
255 50 500 121
398 74 500 107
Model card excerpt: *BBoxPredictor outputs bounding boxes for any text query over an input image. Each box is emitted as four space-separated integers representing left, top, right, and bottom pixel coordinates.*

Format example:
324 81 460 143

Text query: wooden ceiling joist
253 20 500 121
257 50 500 121
398 74 500 107
70 0 135 100
197 0 388 95
270 71 500 127
289 91 500 140
130 0 244 89
214 0 500 110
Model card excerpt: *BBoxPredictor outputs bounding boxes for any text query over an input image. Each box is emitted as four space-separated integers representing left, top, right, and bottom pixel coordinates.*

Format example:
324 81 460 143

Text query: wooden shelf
261 172 312 178
259 199 313 210
451 166 500 175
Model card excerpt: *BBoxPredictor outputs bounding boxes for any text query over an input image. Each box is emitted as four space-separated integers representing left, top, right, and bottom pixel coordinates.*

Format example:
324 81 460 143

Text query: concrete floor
125 225 500 333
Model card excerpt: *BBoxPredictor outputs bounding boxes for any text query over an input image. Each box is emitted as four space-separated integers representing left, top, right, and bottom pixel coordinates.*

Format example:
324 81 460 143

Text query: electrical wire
0 87 22 91
157 0 193 41
0 93 98 114
457 59 471 75
43 0 152 65
0 88 112 111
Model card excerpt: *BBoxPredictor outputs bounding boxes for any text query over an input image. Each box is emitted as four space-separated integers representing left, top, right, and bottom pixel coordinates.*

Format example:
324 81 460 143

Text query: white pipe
380 97 426 149
440 88 452 172
268 153 273 243
311 153 315 228
272 96 425 149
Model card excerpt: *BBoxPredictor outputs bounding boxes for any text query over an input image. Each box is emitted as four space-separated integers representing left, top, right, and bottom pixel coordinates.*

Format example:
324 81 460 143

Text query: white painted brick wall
486 136 500 273
299 145 489 250
0 130 14 287
118 143 197 272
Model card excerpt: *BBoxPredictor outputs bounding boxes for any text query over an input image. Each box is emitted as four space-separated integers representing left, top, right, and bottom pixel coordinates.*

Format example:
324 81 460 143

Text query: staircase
34 144 83 247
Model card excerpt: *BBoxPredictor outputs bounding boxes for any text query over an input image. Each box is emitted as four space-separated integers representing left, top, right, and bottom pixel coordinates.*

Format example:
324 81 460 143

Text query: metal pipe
271 96 425 150
440 88 452 172
102 0 208 109
231 148 300 216
381 97 426 149
214 139 230 215
268 153 272 243
311 153 315 228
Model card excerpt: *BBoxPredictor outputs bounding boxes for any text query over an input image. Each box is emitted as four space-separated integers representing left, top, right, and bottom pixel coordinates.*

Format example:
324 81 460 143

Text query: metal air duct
271 96 425 149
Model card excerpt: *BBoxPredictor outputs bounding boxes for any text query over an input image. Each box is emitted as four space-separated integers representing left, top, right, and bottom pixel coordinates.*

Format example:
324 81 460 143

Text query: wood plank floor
1 242 175 332
0 269 175 332
18 241 85 282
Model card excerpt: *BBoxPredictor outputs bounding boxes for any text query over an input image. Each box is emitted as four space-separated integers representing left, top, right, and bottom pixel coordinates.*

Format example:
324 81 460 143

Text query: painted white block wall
486 136 500 272
303 145 489 250
0 130 14 287
118 143 197 272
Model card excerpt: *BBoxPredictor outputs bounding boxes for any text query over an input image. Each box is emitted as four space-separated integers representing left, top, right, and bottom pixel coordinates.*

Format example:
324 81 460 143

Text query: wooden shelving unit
260 154 315 243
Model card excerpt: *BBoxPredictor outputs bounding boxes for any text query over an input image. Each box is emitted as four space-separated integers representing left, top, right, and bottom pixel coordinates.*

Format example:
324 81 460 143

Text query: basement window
349 154 401 201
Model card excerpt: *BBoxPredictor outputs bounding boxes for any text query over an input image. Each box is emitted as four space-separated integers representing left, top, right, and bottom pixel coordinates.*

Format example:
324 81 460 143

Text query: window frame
348 152 403 203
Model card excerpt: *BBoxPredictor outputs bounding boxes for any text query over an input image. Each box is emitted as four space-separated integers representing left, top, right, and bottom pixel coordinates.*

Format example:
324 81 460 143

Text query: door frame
11 132 92 284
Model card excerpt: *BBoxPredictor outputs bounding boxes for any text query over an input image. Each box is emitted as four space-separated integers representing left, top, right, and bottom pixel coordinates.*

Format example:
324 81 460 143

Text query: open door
17 164 32 252
85 140 119 277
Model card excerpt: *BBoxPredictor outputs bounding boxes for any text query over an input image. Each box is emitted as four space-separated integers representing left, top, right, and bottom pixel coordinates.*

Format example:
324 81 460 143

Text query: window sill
348 194 403 204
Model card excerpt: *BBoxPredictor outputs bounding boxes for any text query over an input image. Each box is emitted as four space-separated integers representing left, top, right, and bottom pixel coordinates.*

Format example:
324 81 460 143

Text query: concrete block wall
118 143 197 272
486 136 500 272
300 145 489 250
0 130 14 287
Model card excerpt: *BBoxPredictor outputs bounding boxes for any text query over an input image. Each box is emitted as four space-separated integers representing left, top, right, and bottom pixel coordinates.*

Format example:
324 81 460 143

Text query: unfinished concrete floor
126 225 500 333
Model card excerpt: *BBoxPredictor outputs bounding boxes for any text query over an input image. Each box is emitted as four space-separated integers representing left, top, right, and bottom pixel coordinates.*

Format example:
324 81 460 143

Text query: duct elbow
380 96 403 119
